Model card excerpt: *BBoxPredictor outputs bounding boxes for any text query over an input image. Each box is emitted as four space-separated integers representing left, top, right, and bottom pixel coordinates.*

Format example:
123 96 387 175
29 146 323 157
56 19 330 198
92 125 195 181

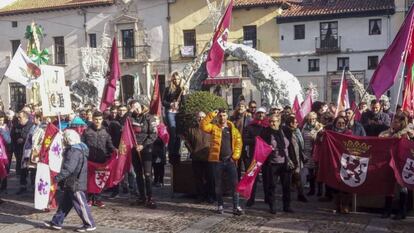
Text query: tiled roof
0 0 114 16
234 0 301 9
277 0 395 23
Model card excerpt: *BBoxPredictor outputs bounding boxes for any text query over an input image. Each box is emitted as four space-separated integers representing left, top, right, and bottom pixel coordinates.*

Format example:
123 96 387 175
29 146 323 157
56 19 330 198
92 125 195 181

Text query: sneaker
16 187 27 195
44 221 62 230
87 200 93 207
233 206 244 216
75 225 96 232
93 201 105 208
146 198 157 209
217 205 224 214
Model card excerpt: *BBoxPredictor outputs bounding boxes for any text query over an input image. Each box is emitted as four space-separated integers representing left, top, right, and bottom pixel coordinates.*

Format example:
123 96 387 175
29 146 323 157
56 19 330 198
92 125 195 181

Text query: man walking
44 129 96 232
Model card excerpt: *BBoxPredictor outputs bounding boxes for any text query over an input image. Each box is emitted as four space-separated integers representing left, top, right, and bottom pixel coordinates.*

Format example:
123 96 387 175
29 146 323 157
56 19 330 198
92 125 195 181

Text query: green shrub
176 91 228 134
180 91 228 114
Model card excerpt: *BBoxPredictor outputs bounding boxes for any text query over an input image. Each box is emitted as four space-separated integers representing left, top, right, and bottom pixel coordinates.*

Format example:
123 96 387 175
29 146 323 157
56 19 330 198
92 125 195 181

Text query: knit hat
63 129 81 146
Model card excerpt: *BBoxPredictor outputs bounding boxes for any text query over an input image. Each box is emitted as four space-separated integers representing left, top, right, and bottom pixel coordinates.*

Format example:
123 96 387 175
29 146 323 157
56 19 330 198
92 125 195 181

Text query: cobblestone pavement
0 164 413 233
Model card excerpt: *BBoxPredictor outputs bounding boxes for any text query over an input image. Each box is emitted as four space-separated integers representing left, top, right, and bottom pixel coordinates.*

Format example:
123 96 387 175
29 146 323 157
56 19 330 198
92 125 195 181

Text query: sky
0 0 17 9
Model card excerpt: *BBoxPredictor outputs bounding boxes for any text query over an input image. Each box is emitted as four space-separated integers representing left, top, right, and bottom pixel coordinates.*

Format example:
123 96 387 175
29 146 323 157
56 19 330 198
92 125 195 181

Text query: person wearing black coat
11 111 34 195
82 111 116 207
162 71 184 165
261 115 293 214
44 129 96 232
130 103 157 208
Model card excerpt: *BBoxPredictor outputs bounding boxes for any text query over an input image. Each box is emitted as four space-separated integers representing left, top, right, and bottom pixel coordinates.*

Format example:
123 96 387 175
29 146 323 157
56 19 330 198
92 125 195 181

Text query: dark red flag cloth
39 123 59 164
0 135 9 179
206 0 233 77
314 130 398 195
108 118 137 186
100 37 121 111
390 138 414 190
149 72 162 116
87 154 117 194
237 136 273 199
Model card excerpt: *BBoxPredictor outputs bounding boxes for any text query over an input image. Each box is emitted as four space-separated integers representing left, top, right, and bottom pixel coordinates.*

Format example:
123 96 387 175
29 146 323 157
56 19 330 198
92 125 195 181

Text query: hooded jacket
200 111 242 162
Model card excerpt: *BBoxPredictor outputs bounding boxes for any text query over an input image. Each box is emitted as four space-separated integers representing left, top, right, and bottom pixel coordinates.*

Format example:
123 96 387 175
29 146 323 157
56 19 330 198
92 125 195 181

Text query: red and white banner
206 0 234 77
390 138 414 190
237 137 273 199
87 155 117 194
314 131 398 195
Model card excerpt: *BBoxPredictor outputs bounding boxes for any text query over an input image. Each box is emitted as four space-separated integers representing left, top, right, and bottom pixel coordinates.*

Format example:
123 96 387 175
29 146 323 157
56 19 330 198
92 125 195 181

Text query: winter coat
260 127 289 166
348 121 366 137
200 111 242 162
243 121 267 158
184 126 210 161
11 120 34 155
282 126 305 172
301 123 322 169
131 113 157 161
82 125 115 163
55 143 89 192
162 86 183 111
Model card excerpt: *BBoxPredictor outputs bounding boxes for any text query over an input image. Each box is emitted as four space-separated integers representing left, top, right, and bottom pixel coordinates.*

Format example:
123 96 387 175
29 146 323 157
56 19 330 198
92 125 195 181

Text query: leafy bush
176 91 228 134
180 91 228 114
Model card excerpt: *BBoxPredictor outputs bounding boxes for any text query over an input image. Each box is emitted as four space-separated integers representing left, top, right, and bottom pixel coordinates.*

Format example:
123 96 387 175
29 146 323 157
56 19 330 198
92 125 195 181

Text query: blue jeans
52 190 95 228
211 159 240 208
166 111 181 163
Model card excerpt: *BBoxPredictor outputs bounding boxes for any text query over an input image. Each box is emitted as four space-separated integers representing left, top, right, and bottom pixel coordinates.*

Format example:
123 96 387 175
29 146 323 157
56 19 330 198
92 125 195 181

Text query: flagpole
346 70 371 128
335 69 346 117
177 0 233 100
393 49 410 117
120 78 125 104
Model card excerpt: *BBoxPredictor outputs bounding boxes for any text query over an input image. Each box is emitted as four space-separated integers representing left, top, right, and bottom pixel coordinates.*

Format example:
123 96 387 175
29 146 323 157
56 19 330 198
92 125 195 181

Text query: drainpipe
80 8 87 46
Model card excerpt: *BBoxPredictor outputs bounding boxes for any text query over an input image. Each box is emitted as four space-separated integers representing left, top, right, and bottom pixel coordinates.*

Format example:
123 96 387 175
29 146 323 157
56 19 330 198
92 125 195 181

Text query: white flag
4 45 41 87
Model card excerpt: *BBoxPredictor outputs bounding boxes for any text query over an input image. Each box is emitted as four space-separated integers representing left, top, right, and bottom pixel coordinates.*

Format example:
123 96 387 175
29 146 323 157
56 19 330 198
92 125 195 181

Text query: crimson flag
149 72 162 116
402 18 414 116
315 131 397 195
390 138 414 190
100 37 121 111
0 135 8 179
237 137 273 199
206 0 233 77
351 101 361 122
87 155 117 194
370 6 414 99
108 118 137 186
39 123 59 164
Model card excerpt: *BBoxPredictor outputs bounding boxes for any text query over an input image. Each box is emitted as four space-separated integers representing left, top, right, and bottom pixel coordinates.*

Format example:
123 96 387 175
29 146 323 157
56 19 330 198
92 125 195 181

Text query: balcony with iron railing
315 36 341 54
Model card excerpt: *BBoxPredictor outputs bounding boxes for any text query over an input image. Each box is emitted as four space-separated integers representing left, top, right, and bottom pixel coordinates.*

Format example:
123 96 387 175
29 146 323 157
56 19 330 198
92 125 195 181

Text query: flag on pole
4 45 41 86
100 37 121 111
293 94 312 126
369 6 414 99
108 118 137 186
206 0 234 78
237 137 273 199
402 20 414 116
149 72 162 116
39 123 59 165
335 69 350 117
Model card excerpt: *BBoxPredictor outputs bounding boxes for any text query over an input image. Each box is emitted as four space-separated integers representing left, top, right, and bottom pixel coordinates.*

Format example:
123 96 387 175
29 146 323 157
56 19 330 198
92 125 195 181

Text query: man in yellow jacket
200 108 243 215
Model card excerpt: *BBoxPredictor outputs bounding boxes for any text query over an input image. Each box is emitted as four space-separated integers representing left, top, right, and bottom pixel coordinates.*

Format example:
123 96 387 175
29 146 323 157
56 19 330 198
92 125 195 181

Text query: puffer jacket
55 143 88 192
82 125 115 163
200 111 242 162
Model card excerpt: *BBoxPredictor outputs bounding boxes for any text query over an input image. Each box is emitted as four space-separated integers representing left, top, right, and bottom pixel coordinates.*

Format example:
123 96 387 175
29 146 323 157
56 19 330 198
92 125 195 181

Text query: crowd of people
0 72 413 231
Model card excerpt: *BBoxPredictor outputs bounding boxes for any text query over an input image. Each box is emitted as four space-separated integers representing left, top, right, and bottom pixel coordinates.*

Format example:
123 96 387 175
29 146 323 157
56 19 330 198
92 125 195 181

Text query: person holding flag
130 102 157 208
82 111 116 208
379 113 413 220
260 115 293 214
